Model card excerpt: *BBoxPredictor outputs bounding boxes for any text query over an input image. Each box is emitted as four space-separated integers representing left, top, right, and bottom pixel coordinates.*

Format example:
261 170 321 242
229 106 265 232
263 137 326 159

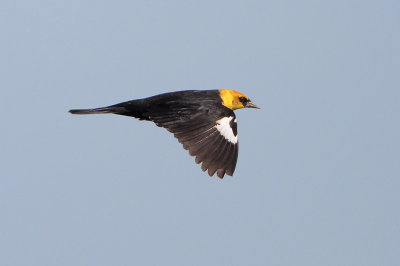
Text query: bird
69 89 259 178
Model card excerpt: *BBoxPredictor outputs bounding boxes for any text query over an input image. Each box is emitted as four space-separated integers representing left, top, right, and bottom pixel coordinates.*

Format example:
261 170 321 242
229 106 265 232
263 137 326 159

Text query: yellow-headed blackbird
69 89 259 178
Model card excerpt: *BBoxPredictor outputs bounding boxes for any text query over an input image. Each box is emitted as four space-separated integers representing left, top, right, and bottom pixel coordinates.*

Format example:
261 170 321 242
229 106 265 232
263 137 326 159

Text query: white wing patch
215 116 238 144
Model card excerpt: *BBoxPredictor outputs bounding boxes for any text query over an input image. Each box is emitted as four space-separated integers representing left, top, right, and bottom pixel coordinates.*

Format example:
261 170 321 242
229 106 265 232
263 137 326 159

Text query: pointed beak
245 101 260 109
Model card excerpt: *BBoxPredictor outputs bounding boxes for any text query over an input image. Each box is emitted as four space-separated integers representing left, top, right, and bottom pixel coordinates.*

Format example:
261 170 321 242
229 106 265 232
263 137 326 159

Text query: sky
1 1 399 265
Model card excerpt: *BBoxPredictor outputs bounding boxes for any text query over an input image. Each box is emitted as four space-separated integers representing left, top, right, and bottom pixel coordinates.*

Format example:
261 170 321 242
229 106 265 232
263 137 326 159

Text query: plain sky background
1 1 399 265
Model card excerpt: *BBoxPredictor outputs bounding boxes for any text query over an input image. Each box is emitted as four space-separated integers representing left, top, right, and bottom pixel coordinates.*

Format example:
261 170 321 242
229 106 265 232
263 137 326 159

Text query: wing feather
144 102 238 178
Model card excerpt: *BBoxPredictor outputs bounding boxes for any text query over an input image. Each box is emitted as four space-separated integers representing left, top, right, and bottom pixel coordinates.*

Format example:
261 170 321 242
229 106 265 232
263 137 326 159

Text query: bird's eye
239 97 247 103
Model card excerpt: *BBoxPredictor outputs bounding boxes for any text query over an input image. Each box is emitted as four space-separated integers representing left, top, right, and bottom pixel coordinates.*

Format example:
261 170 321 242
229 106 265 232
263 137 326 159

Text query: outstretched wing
144 101 238 178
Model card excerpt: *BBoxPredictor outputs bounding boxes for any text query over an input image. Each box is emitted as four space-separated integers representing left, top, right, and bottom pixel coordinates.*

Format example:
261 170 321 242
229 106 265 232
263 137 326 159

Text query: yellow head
218 89 260 110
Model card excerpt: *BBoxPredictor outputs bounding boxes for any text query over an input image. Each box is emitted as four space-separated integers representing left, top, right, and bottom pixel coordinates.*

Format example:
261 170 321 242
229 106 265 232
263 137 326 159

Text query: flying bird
69 89 259 178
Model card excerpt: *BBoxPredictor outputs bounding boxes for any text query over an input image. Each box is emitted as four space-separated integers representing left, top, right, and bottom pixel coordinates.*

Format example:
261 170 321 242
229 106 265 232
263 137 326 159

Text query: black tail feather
69 106 125 115
69 99 149 120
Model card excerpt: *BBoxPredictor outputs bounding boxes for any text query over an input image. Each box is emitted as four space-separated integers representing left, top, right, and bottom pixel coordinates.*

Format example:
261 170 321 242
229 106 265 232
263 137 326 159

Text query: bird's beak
245 101 260 109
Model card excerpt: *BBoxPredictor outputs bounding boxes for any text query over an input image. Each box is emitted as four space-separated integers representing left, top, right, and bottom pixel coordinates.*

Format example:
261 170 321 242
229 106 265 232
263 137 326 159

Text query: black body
70 90 238 178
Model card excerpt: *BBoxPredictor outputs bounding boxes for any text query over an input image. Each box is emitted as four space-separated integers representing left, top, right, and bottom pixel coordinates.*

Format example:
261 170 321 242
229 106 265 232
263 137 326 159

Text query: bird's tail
69 99 148 120
69 106 126 115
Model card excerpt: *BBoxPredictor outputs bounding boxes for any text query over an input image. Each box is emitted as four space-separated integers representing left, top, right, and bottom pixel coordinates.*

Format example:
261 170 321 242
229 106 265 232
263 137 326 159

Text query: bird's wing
144 102 238 178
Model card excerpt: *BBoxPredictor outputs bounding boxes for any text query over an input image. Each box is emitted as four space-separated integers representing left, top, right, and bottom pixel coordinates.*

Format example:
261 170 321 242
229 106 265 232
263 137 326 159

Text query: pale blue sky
1 1 399 265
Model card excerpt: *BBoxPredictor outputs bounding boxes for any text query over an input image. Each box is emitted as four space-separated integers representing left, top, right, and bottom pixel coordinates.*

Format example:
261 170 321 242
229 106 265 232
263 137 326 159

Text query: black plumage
70 89 258 178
